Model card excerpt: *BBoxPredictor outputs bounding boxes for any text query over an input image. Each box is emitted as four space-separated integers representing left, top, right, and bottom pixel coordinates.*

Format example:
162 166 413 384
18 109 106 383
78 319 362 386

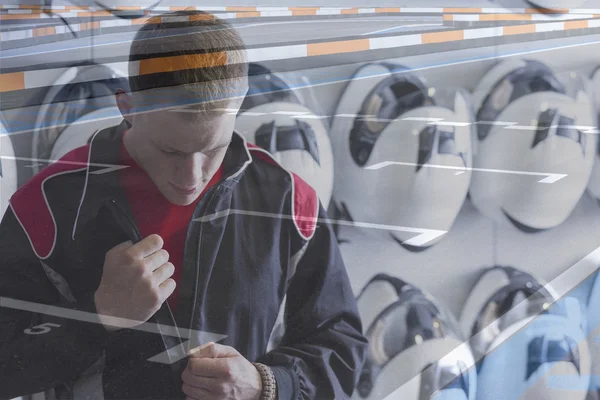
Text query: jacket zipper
107 198 142 243
185 185 224 346
105 198 184 371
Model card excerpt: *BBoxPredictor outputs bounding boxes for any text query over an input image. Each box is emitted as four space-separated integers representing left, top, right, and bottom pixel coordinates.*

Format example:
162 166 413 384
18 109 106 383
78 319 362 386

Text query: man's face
122 95 240 206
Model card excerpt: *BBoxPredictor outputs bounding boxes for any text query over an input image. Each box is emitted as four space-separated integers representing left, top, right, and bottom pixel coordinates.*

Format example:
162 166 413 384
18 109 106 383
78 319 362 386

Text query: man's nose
175 153 203 184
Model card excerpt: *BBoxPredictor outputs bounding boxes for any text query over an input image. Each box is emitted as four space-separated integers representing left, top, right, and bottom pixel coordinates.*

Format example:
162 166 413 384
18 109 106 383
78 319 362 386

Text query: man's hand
94 234 176 331
181 342 263 400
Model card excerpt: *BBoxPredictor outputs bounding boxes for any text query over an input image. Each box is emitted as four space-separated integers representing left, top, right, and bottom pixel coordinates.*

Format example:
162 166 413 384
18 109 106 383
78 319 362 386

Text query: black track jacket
0 120 367 400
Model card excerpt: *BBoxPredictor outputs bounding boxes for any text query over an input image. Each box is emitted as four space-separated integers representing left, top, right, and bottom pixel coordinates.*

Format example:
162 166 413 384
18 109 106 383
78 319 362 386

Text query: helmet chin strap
43 0 76 37
94 0 163 19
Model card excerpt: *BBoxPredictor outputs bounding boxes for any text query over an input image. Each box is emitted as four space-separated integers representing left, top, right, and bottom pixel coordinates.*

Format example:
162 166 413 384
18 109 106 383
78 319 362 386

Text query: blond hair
128 10 248 113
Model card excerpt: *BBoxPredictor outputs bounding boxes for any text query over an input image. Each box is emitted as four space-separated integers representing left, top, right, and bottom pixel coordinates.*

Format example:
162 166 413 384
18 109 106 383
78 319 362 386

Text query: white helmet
353 274 477 400
527 0 586 10
330 62 473 251
460 266 591 400
237 64 334 208
32 63 125 169
586 68 600 205
0 121 17 218
471 59 596 232
240 63 305 111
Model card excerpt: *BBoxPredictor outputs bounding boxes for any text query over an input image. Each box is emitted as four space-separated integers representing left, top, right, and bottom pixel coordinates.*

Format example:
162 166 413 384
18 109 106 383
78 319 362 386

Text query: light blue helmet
460 266 591 400
570 267 600 396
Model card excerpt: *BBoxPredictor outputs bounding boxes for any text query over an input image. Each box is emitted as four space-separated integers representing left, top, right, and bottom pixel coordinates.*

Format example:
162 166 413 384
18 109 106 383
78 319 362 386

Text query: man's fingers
187 342 217 358
182 367 220 389
188 342 239 359
130 234 164 259
187 357 228 378
159 278 176 298
153 262 175 285
144 249 170 272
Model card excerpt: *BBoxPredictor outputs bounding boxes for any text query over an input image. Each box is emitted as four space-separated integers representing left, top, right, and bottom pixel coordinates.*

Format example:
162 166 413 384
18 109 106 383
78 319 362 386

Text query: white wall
281 32 600 317
8 29 600 318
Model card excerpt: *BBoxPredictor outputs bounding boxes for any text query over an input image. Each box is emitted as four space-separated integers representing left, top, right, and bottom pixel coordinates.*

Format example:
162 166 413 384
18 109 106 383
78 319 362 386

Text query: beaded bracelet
253 362 277 400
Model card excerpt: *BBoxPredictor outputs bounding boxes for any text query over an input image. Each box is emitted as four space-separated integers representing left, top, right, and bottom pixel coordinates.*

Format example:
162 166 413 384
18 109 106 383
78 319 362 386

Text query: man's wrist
93 292 121 333
252 362 277 400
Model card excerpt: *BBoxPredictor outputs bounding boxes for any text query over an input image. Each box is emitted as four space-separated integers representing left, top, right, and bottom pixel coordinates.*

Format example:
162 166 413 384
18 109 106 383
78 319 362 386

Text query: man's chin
164 183 204 205
168 193 199 206
155 187 192 205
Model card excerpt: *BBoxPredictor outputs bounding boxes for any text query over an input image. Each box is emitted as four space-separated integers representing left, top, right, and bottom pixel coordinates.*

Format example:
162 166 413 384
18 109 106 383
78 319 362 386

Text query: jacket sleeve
0 206 111 399
257 204 368 400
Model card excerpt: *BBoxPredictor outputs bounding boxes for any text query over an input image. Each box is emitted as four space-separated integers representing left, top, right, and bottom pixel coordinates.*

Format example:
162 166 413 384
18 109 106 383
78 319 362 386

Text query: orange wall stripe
132 16 161 24
189 13 215 21
289 7 319 11
0 13 44 20
480 14 533 21
225 6 256 12
565 20 590 30
79 21 100 30
444 8 482 13
115 6 142 10
77 11 112 17
0 72 25 92
48 10 75 14
307 39 370 56
375 7 401 13
138 52 228 75
422 30 464 44
292 10 317 16
238 11 260 17
32 26 56 36
503 24 537 35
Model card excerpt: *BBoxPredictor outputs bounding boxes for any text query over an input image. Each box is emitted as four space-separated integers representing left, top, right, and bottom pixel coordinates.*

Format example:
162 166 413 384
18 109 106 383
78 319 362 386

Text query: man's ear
115 88 134 128
230 86 249 110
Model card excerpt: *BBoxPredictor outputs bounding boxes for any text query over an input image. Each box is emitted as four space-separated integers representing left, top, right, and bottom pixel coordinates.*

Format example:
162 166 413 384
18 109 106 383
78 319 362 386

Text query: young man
0 10 367 400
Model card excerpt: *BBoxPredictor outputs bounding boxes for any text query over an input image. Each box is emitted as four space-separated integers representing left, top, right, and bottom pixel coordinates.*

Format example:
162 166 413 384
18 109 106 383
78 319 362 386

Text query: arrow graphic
0 296 226 365
0 155 129 175
195 209 447 247
366 161 568 184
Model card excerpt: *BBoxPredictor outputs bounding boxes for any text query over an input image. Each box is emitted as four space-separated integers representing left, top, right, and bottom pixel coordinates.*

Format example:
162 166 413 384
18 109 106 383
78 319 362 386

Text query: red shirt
118 135 223 310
